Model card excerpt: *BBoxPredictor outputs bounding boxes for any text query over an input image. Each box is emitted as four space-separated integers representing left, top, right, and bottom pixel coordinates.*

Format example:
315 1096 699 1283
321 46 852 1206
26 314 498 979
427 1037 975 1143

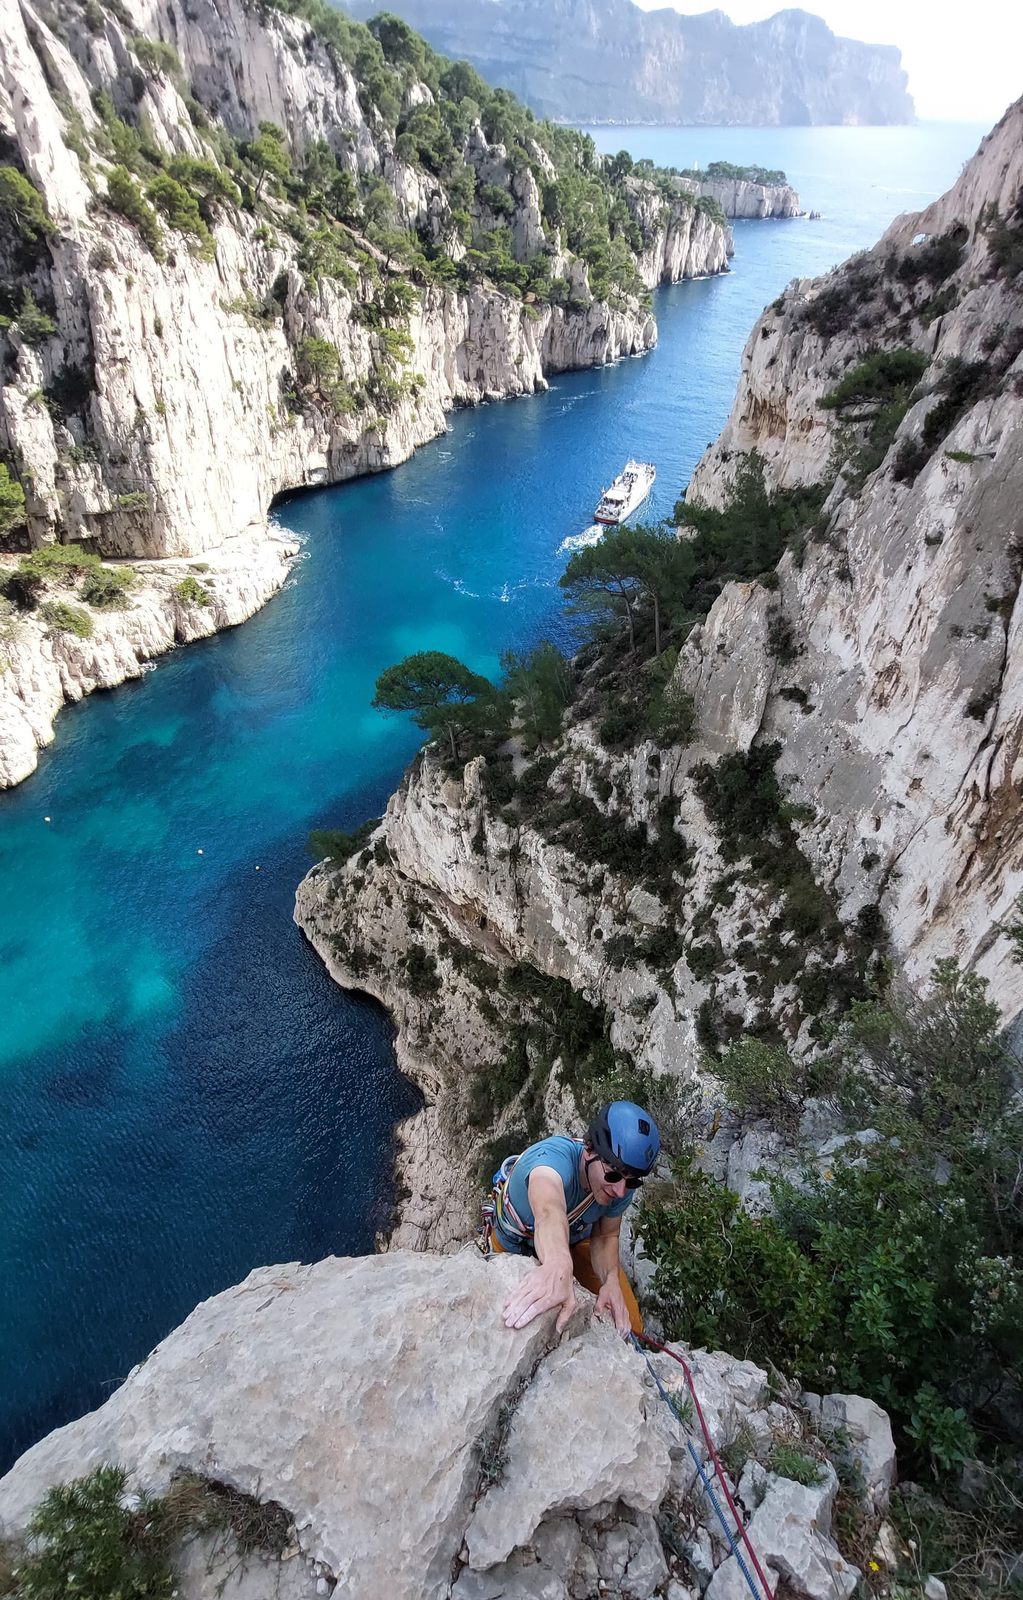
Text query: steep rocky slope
0 0 731 784
0 1251 895 1600
295 103 1023 1249
683 96 1023 998
347 0 913 127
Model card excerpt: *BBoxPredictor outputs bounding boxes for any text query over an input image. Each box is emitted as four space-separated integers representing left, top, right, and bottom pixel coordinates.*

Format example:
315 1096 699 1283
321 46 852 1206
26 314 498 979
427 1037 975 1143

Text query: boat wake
558 524 605 554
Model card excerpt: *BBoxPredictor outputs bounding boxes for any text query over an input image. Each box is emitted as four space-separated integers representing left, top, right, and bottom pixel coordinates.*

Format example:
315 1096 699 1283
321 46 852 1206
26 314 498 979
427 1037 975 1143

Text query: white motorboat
593 459 656 526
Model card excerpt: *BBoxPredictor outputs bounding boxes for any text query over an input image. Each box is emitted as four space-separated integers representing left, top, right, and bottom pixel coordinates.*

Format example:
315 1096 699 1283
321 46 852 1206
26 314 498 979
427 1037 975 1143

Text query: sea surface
0 121 986 1469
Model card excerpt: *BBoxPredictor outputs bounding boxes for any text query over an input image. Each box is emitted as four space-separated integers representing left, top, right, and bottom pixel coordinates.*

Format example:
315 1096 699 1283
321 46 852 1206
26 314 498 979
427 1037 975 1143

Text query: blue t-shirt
494 1135 634 1254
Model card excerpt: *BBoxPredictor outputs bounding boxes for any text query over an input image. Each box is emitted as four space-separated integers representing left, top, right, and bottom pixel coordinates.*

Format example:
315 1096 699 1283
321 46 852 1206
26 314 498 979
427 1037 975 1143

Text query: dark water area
0 121 986 1471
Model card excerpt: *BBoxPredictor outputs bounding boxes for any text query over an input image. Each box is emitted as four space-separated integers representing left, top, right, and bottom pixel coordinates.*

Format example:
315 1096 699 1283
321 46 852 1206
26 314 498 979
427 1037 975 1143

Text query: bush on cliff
641 960 1023 1476
106 166 164 258
173 576 212 607
40 599 94 638
0 463 26 537
80 565 138 609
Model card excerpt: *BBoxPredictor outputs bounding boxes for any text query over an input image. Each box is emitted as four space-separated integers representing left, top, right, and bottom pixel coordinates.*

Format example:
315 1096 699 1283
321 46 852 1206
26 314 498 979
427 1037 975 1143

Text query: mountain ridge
342 0 914 126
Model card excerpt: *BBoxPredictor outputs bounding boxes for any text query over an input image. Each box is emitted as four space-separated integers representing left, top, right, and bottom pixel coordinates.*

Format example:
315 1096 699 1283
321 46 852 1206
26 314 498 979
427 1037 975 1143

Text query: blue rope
632 1336 766 1600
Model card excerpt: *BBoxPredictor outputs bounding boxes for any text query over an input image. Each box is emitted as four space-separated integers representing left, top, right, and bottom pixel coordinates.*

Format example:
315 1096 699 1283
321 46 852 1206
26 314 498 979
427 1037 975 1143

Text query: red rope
640 1333 776 1600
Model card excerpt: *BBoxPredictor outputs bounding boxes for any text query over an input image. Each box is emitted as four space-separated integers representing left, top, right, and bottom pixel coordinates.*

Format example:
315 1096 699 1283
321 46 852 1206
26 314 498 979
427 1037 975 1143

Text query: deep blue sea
0 122 986 1469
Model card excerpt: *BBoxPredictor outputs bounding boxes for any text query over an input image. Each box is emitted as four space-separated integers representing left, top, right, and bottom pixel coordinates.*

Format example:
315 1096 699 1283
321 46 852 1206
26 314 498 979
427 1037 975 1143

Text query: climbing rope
631 1332 776 1600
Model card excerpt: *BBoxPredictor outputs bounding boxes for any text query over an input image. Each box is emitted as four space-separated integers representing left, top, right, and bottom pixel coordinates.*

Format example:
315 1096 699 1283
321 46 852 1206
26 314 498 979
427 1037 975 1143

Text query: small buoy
44 816 51 823
255 864 261 871
197 848 204 855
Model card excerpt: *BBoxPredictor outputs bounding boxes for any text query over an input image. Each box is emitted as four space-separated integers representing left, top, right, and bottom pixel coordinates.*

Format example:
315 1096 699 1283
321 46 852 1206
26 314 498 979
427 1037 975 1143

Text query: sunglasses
602 1163 644 1190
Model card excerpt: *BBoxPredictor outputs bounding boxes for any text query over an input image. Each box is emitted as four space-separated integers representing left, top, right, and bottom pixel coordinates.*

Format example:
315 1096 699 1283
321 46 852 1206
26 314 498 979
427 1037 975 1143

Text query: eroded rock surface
0 1252 880 1600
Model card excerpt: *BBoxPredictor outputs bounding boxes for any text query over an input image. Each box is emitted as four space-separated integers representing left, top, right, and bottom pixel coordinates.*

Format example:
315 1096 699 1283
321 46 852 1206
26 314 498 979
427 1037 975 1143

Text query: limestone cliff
346 0 914 128
683 95 1023 1002
0 1251 894 1600
0 0 731 785
683 176 801 222
295 103 1023 1250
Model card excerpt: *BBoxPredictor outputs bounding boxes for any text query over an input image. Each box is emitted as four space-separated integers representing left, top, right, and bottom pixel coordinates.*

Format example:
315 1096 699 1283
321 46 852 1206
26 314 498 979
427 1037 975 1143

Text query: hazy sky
630 0 1020 123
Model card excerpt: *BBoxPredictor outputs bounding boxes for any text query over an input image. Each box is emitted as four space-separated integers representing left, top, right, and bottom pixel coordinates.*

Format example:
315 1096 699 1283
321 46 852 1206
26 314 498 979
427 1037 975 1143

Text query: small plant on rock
173 575 212 607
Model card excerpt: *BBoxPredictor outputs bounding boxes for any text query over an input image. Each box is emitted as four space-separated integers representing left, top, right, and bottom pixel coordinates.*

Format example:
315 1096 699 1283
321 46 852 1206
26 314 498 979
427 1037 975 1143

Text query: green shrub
10 291 57 345
711 1037 820 1122
307 819 379 861
41 599 94 637
0 463 26 536
819 347 929 411
13 1464 175 1600
146 174 211 247
401 943 441 996
80 565 137 609
770 1443 826 1486
643 961 1023 1475
107 166 163 257
0 165 53 241
173 575 212 606
895 229 965 286
131 34 182 78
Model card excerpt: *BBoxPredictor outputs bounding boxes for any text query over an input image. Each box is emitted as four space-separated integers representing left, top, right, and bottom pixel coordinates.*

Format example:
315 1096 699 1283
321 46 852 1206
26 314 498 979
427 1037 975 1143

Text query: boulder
807 1392 897 1510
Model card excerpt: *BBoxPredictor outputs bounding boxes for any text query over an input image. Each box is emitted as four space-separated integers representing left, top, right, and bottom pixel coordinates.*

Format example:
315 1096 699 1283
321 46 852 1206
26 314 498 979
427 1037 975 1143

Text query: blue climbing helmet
586 1100 660 1179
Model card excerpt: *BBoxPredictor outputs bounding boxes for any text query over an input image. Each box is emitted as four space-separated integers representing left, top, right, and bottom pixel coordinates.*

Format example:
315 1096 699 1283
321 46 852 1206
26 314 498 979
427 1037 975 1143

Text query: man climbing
492 1101 660 1338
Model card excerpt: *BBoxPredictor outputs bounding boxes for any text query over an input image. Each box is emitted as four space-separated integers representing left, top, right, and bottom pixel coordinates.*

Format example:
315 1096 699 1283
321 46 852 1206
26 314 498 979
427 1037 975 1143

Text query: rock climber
491 1101 660 1339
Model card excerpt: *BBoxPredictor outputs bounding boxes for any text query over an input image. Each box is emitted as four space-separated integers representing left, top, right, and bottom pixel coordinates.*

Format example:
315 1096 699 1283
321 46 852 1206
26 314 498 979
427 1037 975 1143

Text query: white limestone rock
465 1326 672 1570
0 1253 881 1600
809 1392 897 1511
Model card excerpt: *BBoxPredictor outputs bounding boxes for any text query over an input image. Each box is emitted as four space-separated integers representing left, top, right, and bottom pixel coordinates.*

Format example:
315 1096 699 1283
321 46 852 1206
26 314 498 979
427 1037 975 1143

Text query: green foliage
892 356 995 484
40 599 94 638
0 165 53 241
248 122 291 198
107 166 163 257
146 174 212 250
372 650 495 760
131 34 182 78
0 464 26 536
7 291 57 345
79 565 137 609
114 492 150 512
819 348 929 411
307 818 379 861
401 944 441 996
4 544 100 611
643 960 1023 1474
676 456 828 609
173 575 212 606
500 642 571 750
711 1037 825 1124
166 156 241 208
770 1443 826 1486
895 229 966 287
981 197 1023 280
14 1465 175 1599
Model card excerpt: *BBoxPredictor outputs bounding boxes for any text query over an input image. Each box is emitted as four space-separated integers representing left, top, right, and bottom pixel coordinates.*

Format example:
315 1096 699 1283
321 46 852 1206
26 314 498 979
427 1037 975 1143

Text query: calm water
0 122 986 1469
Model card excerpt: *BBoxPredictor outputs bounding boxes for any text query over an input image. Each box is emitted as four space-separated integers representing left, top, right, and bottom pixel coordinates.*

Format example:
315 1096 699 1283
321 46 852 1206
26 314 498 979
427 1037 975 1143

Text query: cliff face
684 96 1023 1000
347 0 914 126
0 0 732 784
685 177 801 221
295 105 1023 1248
0 1251 893 1600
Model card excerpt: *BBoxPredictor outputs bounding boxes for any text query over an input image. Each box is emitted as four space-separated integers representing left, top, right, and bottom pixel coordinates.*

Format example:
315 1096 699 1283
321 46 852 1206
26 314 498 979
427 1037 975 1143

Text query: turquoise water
0 122 986 1468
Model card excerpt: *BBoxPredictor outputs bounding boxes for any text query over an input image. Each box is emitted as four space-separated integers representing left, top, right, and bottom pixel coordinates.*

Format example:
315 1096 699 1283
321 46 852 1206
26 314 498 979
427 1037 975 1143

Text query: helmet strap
582 1153 603 1194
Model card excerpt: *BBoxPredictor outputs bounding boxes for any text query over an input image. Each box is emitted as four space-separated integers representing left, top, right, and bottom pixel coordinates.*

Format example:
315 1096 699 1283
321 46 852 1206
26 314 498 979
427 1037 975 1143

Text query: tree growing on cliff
560 524 694 656
372 651 495 761
0 464 26 538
